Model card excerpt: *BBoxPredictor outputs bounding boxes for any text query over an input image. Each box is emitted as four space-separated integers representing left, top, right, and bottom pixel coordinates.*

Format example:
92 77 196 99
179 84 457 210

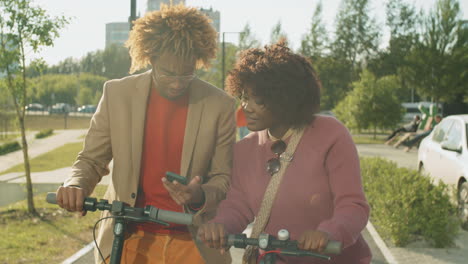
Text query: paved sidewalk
0 129 90 206
0 129 87 172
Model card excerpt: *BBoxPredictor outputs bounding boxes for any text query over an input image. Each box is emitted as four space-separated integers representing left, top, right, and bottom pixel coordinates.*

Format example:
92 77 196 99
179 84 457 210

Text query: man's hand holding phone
162 172 205 207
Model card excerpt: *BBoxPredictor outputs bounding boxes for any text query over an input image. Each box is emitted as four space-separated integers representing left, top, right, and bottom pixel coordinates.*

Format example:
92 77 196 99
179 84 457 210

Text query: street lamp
129 0 137 30
221 32 242 90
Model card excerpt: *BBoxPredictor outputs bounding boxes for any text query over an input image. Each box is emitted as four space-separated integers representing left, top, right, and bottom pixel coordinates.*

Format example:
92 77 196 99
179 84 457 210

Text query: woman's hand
297 230 330 253
162 176 204 206
197 223 229 254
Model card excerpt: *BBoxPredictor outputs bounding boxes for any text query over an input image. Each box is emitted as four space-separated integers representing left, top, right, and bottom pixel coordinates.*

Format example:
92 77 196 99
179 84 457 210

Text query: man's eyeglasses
153 68 195 84
266 140 287 176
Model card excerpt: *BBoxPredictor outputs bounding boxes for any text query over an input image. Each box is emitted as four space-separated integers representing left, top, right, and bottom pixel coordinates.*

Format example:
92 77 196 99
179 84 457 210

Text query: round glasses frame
152 68 196 84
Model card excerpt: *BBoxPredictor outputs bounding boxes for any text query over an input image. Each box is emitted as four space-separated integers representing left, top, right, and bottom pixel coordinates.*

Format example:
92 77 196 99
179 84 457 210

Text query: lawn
25 115 91 130
0 185 107 264
0 142 83 175
0 133 21 145
352 134 387 144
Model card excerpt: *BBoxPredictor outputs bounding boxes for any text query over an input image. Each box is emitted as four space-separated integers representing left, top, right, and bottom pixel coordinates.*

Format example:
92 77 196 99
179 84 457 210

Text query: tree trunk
19 33 36 215
19 117 36 215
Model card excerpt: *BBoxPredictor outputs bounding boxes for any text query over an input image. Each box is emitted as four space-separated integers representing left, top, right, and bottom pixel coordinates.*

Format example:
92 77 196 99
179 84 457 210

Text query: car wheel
419 164 427 176
459 182 468 230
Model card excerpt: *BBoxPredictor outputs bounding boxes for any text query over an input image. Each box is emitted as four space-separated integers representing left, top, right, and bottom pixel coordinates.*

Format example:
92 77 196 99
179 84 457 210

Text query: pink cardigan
212 115 372 263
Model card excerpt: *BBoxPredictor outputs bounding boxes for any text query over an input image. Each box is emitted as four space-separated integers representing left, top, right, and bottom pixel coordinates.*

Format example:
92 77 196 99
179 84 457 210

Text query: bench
385 116 434 149
392 132 416 148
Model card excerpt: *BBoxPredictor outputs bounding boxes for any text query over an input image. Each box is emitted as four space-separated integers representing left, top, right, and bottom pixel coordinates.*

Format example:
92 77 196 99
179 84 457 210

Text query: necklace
267 128 293 141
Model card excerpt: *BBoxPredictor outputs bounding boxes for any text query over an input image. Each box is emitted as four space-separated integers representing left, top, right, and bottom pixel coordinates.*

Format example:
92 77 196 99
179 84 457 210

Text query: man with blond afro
55 4 235 264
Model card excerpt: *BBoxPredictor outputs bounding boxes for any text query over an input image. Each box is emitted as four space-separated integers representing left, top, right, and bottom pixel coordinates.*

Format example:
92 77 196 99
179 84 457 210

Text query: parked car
25 103 44 111
49 103 71 114
77 104 96 113
417 114 468 228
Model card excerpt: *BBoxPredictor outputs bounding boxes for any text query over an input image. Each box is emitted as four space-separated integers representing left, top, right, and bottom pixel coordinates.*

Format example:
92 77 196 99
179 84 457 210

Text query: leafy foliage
0 0 69 214
361 157 459 247
0 141 21 155
300 1 328 60
406 0 465 104
334 70 403 135
35 129 53 139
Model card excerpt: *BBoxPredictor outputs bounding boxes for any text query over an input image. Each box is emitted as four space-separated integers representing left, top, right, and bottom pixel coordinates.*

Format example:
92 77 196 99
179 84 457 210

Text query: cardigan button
131 193 136 199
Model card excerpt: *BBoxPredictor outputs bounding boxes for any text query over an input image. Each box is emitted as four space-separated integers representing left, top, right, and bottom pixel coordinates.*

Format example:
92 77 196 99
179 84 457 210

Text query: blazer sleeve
209 144 255 234
63 82 113 196
192 96 236 222
317 128 370 249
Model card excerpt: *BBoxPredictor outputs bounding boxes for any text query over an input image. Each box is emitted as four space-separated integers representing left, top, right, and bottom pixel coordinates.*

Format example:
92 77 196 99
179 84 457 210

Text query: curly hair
226 40 321 128
126 4 218 73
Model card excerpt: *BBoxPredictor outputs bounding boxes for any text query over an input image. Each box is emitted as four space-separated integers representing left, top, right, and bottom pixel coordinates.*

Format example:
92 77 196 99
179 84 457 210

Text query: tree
334 71 403 137
238 23 260 51
196 42 238 89
29 73 106 107
315 56 356 110
80 50 104 77
48 44 131 79
270 20 288 44
0 0 69 214
406 0 463 105
0 79 16 138
331 0 380 67
300 1 328 59
101 44 131 79
49 57 81 74
367 0 419 102
318 0 381 110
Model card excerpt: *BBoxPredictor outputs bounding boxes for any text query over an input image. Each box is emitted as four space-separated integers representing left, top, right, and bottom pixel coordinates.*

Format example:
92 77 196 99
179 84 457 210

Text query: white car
417 115 468 228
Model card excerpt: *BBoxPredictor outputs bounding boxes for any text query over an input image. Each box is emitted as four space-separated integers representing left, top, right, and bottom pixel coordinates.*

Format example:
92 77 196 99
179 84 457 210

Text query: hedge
35 129 54 139
0 141 21 155
361 157 459 247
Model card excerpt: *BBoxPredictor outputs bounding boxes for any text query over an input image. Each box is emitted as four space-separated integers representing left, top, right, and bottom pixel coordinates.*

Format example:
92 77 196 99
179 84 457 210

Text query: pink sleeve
210 146 255 234
317 129 370 248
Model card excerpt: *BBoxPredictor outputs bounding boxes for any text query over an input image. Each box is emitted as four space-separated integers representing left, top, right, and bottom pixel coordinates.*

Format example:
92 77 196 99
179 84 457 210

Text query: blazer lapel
180 79 205 177
131 71 151 181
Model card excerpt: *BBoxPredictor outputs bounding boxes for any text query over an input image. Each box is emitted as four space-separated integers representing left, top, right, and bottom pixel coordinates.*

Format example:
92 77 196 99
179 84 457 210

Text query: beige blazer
64 70 236 263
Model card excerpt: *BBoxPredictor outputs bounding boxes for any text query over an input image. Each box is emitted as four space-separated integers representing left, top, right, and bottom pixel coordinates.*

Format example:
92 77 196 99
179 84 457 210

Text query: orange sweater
134 88 189 234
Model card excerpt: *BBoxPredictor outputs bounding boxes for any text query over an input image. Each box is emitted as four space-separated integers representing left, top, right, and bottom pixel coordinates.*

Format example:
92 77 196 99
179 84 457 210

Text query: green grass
25 115 91 130
0 185 107 264
0 142 83 175
352 134 387 144
0 133 20 145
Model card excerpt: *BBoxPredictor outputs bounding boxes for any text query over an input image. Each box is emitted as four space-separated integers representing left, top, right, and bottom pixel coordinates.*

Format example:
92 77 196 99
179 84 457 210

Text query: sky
31 0 468 66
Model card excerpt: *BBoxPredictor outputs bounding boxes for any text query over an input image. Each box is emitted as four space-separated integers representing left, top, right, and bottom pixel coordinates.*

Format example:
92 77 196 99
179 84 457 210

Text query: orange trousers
104 230 205 264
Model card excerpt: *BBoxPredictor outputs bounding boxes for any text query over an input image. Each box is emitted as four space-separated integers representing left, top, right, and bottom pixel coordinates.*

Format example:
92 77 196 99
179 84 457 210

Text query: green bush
0 141 21 155
361 157 459 247
35 129 54 139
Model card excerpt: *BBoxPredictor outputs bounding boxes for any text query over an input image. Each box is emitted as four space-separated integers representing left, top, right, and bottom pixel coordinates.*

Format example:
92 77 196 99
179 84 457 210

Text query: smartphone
165 171 188 185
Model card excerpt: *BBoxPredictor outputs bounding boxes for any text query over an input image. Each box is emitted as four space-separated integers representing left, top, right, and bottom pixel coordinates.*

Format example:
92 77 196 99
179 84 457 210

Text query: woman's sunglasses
266 140 287 176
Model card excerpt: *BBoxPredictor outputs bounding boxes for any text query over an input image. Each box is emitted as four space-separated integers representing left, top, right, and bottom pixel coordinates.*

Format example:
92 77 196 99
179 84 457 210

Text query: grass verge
0 185 107 264
352 134 387 144
0 133 20 145
25 115 91 130
0 142 83 175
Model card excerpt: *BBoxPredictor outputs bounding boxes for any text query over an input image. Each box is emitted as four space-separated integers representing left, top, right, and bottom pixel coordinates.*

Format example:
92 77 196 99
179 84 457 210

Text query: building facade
105 22 130 48
199 7 220 33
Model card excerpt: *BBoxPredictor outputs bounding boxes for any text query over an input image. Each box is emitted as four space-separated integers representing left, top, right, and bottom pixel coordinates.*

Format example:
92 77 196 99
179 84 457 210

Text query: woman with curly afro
198 41 372 263
56 4 235 264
